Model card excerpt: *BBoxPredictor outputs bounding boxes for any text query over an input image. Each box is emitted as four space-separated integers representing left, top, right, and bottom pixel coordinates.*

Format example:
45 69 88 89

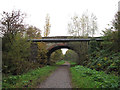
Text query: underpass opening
61 49 68 55
47 45 79 64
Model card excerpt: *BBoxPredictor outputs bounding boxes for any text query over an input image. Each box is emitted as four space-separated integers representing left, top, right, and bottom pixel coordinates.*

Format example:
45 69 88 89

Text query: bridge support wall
30 41 89 65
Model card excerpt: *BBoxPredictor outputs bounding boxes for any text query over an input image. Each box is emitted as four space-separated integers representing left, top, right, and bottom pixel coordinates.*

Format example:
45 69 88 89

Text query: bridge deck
29 38 103 42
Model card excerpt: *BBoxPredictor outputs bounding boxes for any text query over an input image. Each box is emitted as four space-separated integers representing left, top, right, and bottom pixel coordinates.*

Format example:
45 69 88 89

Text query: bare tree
68 15 81 36
0 10 26 36
68 11 98 37
44 14 51 37
90 13 97 37
80 13 87 36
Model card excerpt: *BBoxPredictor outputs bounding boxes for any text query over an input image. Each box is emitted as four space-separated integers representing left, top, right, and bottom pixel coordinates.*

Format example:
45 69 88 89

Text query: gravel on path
38 62 72 88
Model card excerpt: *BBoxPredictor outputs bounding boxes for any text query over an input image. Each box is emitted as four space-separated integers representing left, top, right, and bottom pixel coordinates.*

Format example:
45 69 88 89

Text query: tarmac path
38 62 72 88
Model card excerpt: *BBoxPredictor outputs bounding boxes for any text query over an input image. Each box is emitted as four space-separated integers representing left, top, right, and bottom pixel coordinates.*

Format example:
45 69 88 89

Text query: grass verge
70 65 119 88
2 65 57 88
68 61 77 65
56 60 65 65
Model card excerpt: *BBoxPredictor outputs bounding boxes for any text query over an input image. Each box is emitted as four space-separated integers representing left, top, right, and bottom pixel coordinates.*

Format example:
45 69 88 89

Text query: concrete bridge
29 36 103 64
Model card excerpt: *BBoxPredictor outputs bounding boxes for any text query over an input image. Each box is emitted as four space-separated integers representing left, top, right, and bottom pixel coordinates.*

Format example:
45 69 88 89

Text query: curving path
38 62 72 88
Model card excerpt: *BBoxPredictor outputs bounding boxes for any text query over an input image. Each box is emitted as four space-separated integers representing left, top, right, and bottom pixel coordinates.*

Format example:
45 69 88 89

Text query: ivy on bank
71 65 119 88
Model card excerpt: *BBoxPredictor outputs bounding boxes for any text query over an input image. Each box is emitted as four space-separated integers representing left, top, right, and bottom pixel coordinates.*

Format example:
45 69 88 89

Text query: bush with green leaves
1 10 45 75
86 30 120 75
86 49 120 75
102 29 119 52
2 33 38 75
85 12 120 76
71 65 119 88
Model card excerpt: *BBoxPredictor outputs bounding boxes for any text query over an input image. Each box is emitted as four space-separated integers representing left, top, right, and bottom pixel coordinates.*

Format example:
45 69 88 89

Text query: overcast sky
0 0 119 37
0 0 120 54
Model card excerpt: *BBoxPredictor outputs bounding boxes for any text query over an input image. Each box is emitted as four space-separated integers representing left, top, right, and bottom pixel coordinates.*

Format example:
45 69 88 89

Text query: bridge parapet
42 36 102 39
29 38 103 42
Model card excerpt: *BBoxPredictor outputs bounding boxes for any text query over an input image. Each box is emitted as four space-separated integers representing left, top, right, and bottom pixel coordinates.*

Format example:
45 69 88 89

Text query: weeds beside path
70 65 119 88
2 66 57 88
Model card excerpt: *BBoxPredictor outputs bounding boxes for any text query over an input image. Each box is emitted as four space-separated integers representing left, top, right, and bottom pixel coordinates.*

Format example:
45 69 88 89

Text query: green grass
2 65 57 88
56 60 65 65
68 61 77 65
56 60 77 65
70 65 119 88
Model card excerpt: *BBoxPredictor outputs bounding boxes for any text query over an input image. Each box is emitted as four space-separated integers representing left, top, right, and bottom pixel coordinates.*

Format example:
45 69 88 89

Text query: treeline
82 12 120 75
50 49 79 64
64 50 78 63
1 10 51 75
68 10 97 37
1 9 120 76
65 11 120 75
50 49 64 63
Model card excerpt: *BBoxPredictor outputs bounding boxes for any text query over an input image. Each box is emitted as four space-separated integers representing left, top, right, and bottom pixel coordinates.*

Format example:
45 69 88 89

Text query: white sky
0 0 119 37
0 0 119 54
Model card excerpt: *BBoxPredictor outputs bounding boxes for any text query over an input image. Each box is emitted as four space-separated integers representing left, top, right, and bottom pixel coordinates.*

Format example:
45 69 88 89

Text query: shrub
71 65 119 88
37 42 48 65
88 38 99 53
2 33 32 75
